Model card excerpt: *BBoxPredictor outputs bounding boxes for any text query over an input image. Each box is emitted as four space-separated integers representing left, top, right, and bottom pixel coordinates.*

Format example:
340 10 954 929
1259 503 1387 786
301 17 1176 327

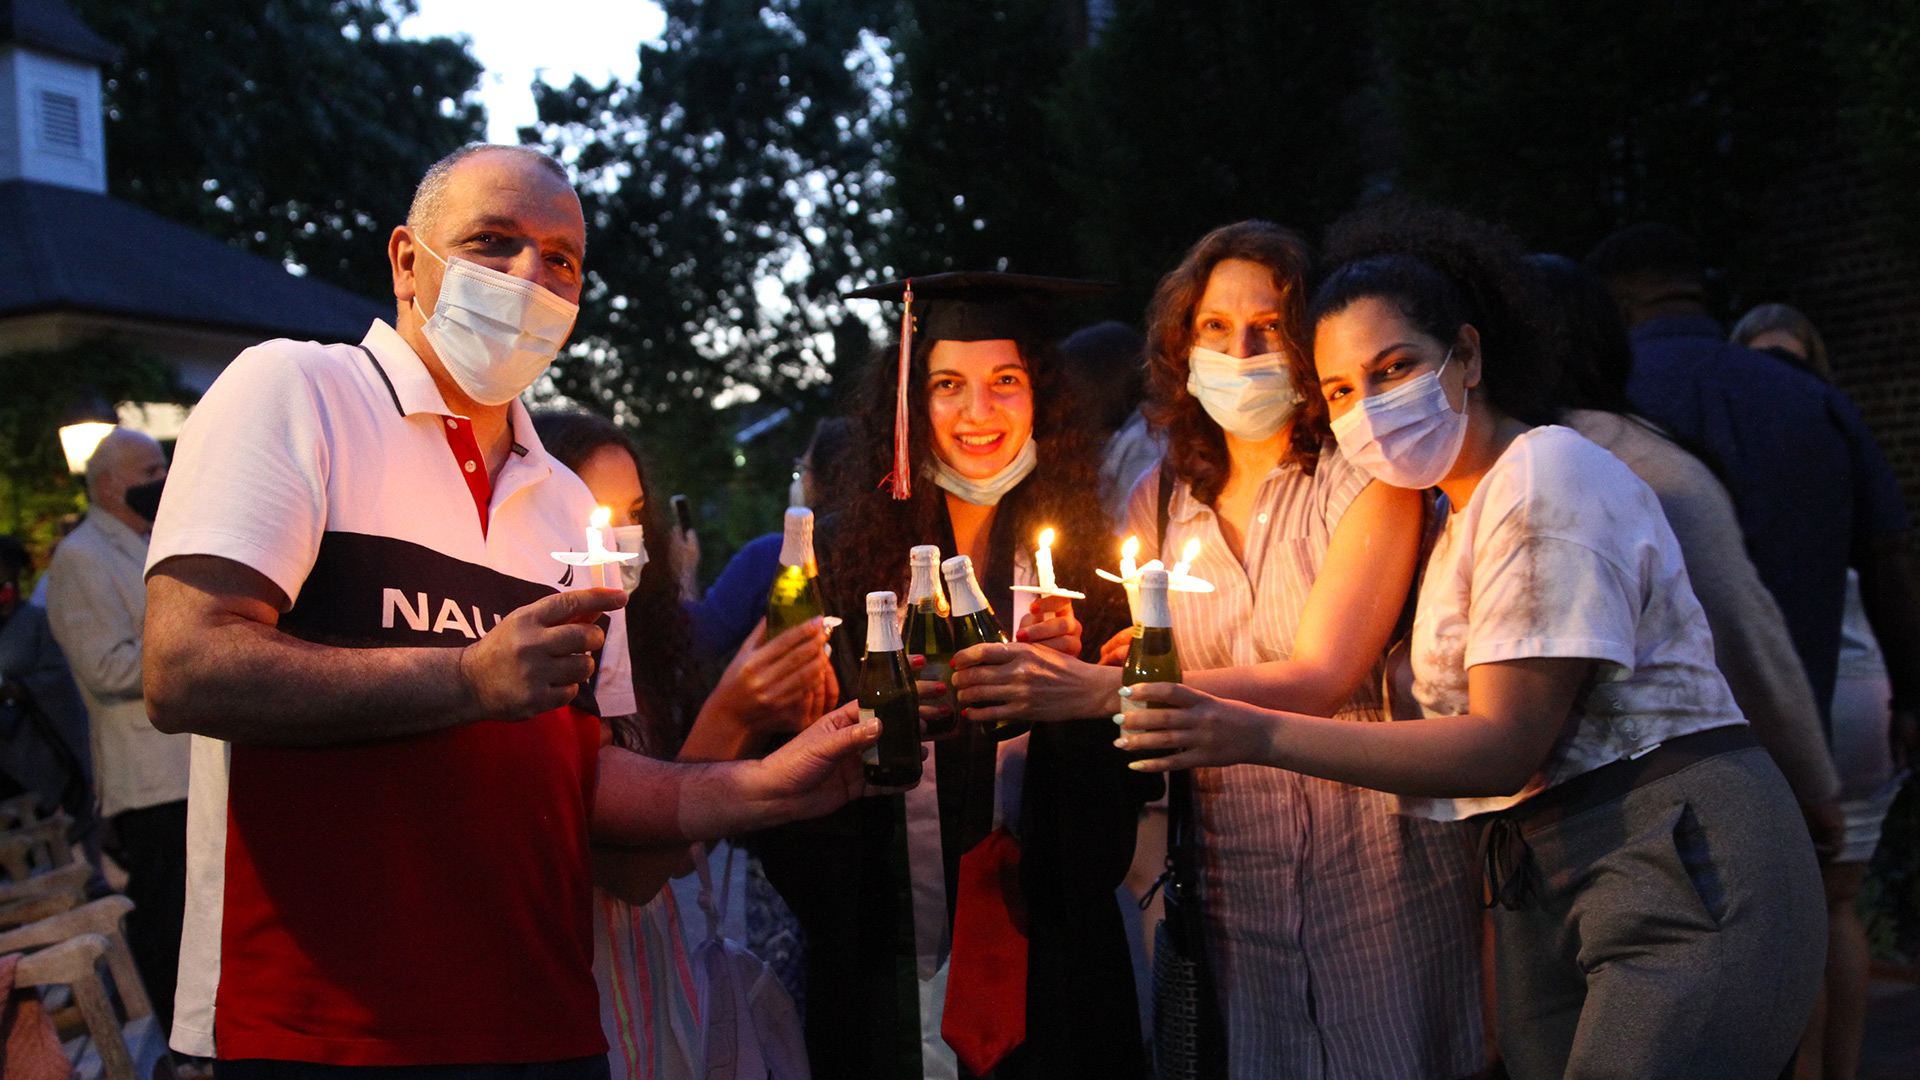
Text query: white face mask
611 524 648 593
929 437 1038 506
1185 346 1301 442
411 239 579 407
1329 347 1468 489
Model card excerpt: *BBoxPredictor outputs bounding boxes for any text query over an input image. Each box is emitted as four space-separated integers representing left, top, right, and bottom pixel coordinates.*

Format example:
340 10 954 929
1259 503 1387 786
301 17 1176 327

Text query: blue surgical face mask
1329 346 1467 489
1185 346 1301 441
928 438 1038 506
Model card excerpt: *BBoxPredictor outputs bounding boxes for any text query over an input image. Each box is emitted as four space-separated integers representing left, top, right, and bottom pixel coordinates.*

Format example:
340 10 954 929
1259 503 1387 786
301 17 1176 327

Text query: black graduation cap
846 272 1116 343
846 272 1115 500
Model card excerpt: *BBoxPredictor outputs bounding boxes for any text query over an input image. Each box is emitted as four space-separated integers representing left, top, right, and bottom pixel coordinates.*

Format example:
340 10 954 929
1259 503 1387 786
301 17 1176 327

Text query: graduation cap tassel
890 280 914 500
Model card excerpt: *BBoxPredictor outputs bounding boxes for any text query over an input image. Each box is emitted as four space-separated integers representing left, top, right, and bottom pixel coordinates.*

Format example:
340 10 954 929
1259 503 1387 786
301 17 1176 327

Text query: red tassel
891 281 914 500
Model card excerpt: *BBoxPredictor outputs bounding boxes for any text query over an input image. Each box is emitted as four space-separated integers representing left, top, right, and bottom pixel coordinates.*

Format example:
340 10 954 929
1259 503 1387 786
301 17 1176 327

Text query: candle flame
1122 536 1139 560
591 506 612 529
1180 537 1201 564
1038 527 1056 548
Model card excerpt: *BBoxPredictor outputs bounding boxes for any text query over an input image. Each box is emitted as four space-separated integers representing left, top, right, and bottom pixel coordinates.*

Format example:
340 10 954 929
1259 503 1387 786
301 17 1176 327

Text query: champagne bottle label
859 707 878 763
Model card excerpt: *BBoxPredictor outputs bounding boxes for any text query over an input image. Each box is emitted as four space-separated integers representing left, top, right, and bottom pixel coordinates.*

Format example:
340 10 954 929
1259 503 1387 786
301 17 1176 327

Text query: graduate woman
1118 206 1825 1079
745 274 1154 1080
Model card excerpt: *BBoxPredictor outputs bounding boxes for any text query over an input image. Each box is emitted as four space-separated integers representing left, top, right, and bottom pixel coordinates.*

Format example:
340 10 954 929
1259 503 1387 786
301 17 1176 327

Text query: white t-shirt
1402 425 1744 820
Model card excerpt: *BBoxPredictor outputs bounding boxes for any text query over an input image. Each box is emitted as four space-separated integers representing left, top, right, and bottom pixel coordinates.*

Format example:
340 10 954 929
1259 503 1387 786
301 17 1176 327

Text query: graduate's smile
926 339 1035 481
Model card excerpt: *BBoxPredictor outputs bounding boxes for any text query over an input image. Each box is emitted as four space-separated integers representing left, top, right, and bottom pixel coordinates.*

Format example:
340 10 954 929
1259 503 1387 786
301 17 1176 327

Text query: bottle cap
910 544 942 566
866 590 898 614
940 554 973 584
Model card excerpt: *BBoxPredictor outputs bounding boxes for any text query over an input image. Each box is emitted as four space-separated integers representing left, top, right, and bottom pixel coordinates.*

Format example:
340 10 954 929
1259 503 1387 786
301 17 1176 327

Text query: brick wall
1768 149 1920 519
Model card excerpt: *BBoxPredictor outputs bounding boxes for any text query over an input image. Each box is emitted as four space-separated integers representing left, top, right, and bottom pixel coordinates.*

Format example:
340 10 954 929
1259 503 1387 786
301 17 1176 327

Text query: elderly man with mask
45 425 189 1030
142 143 891 1080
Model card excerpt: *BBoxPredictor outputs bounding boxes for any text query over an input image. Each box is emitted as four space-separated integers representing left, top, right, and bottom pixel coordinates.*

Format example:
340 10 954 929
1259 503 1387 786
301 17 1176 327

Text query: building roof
0 0 118 65
0 179 387 342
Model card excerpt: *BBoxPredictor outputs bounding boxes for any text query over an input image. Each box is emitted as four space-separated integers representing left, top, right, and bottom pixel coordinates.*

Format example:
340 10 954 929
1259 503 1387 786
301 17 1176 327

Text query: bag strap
1156 464 1175 557
692 842 723 945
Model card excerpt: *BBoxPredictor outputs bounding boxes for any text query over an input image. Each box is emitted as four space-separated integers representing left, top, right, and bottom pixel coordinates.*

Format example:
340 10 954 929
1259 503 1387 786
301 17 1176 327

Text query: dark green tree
1830 0 1920 247
71 0 485 298
1370 0 1832 303
1046 0 1370 313
529 0 895 559
883 0 1080 276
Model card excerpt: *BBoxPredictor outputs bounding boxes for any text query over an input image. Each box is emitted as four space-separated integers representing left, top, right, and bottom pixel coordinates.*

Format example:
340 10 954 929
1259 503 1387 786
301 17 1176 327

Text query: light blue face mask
1185 345 1302 441
929 438 1038 506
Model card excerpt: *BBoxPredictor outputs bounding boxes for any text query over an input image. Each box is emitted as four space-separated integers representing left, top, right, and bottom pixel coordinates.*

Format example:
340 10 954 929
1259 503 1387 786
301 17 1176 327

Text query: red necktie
941 827 1027 1074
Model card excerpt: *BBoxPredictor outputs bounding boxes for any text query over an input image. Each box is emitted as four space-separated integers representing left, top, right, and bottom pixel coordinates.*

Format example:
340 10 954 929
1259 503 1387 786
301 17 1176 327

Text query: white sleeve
1462 446 1640 671
145 343 331 607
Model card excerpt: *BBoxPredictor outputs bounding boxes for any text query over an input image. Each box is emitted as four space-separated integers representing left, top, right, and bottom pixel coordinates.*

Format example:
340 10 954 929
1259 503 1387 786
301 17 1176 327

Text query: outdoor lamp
58 396 119 474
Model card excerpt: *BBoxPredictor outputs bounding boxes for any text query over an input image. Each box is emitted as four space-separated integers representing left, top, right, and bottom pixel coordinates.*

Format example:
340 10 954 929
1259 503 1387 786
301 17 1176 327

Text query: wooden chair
0 813 76 881
0 896 171 1080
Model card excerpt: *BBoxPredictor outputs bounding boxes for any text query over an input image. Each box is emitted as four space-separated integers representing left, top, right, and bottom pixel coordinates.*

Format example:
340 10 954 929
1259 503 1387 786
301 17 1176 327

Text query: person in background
1534 256 1845 835
953 222 1485 1080
45 426 189 1030
1122 204 1824 1079
688 416 856 669
1731 303 1904 1080
1055 320 1161 522
1586 225 1920 758
533 409 834 1080
0 536 99 863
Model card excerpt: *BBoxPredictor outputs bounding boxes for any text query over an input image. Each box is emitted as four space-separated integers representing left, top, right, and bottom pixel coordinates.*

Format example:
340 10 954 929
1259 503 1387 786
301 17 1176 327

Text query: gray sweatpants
1494 747 1825 1080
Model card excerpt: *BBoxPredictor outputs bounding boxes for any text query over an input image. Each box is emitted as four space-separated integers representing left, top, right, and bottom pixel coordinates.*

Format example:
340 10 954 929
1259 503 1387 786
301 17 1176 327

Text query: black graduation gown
744 482 1155 1080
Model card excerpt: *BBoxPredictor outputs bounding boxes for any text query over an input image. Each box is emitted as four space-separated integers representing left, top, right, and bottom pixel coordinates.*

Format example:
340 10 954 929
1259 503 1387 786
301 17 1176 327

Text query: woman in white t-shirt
1116 206 1825 1080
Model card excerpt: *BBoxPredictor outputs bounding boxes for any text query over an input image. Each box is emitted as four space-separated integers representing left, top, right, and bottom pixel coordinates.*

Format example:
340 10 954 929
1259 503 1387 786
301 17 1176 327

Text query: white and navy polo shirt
147 320 635 1065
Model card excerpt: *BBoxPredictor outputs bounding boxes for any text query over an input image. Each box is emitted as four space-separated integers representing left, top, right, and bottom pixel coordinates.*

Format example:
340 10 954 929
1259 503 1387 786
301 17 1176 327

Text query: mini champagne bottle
904 545 960 740
860 591 923 787
941 554 1029 741
765 506 825 636
1122 567 1182 762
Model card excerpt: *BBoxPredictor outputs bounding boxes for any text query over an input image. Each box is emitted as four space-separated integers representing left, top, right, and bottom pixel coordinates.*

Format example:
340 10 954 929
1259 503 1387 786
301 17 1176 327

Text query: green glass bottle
1122 568 1182 761
765 506 825 636
941 554 1029 741
904 545 960 741
860 591 923 787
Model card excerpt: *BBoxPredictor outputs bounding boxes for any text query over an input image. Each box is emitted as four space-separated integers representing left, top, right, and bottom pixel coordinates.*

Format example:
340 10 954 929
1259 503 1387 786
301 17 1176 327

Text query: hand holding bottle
693 616 838 747
949 640 1121 724
1112 682 1281 772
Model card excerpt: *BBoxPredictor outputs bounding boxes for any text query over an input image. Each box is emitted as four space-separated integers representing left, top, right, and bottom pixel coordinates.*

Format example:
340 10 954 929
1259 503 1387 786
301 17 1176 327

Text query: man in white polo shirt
143 144 886 1080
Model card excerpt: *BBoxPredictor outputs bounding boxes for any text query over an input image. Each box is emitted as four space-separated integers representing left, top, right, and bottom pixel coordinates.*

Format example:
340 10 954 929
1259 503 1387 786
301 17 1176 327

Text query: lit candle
1120 536 1139 580
1170 537 1200 582
1036 527 1058 593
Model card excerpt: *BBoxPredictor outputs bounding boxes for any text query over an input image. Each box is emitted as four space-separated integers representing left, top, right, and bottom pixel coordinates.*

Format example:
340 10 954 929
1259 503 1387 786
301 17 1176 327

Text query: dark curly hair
821 333 1126 675
531 409 705 758
1312 202 1554 427
1144 221 1324 507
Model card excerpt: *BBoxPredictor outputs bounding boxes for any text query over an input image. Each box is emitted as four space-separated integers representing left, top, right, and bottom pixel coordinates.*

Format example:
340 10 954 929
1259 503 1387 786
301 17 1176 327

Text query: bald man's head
84 428 167 534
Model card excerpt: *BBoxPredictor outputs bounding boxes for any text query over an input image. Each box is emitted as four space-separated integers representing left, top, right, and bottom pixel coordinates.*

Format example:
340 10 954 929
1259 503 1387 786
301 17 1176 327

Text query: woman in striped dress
953 221 1486 1079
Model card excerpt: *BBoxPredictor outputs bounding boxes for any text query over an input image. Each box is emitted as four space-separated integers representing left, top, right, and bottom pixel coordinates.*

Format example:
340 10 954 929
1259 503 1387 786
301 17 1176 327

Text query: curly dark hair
1143 221 1324 507
821 334 1127 674
530 409 705 758
1313 202 1554 427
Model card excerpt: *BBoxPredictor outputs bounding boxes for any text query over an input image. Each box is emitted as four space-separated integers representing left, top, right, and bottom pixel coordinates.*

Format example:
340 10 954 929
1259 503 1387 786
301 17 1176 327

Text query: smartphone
671 494 695 533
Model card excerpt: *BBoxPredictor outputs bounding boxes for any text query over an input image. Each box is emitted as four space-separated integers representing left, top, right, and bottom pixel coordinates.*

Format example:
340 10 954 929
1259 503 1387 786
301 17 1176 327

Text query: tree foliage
529 0 894 556
71 0 486 298
1370 0 1833 304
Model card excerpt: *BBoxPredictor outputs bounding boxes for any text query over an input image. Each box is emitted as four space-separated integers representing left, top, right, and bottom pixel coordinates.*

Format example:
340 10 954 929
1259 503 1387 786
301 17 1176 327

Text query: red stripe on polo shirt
442 416 490 536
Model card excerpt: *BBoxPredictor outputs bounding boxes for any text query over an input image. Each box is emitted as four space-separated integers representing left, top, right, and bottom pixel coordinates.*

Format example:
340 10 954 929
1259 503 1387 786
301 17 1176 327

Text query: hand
1097 626 1134 667
1111 682 1281 772
706 617 835 737
749 701 922 823
1801 800 1845 865
1017 594 1083 657
458 587 627 720
911 653 953 729
949 640 1119 724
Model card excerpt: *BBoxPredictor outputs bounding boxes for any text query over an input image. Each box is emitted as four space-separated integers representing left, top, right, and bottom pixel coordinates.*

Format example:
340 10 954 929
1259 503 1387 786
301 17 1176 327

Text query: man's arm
45 547 144 699
145 553 626 746
591 700 887 845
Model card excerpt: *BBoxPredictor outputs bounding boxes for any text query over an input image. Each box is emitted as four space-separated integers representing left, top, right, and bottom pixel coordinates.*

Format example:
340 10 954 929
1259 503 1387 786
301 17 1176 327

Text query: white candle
1170 537 1200 582
1120 536 1139 581
587 506 614 588
1036 527 1058 593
